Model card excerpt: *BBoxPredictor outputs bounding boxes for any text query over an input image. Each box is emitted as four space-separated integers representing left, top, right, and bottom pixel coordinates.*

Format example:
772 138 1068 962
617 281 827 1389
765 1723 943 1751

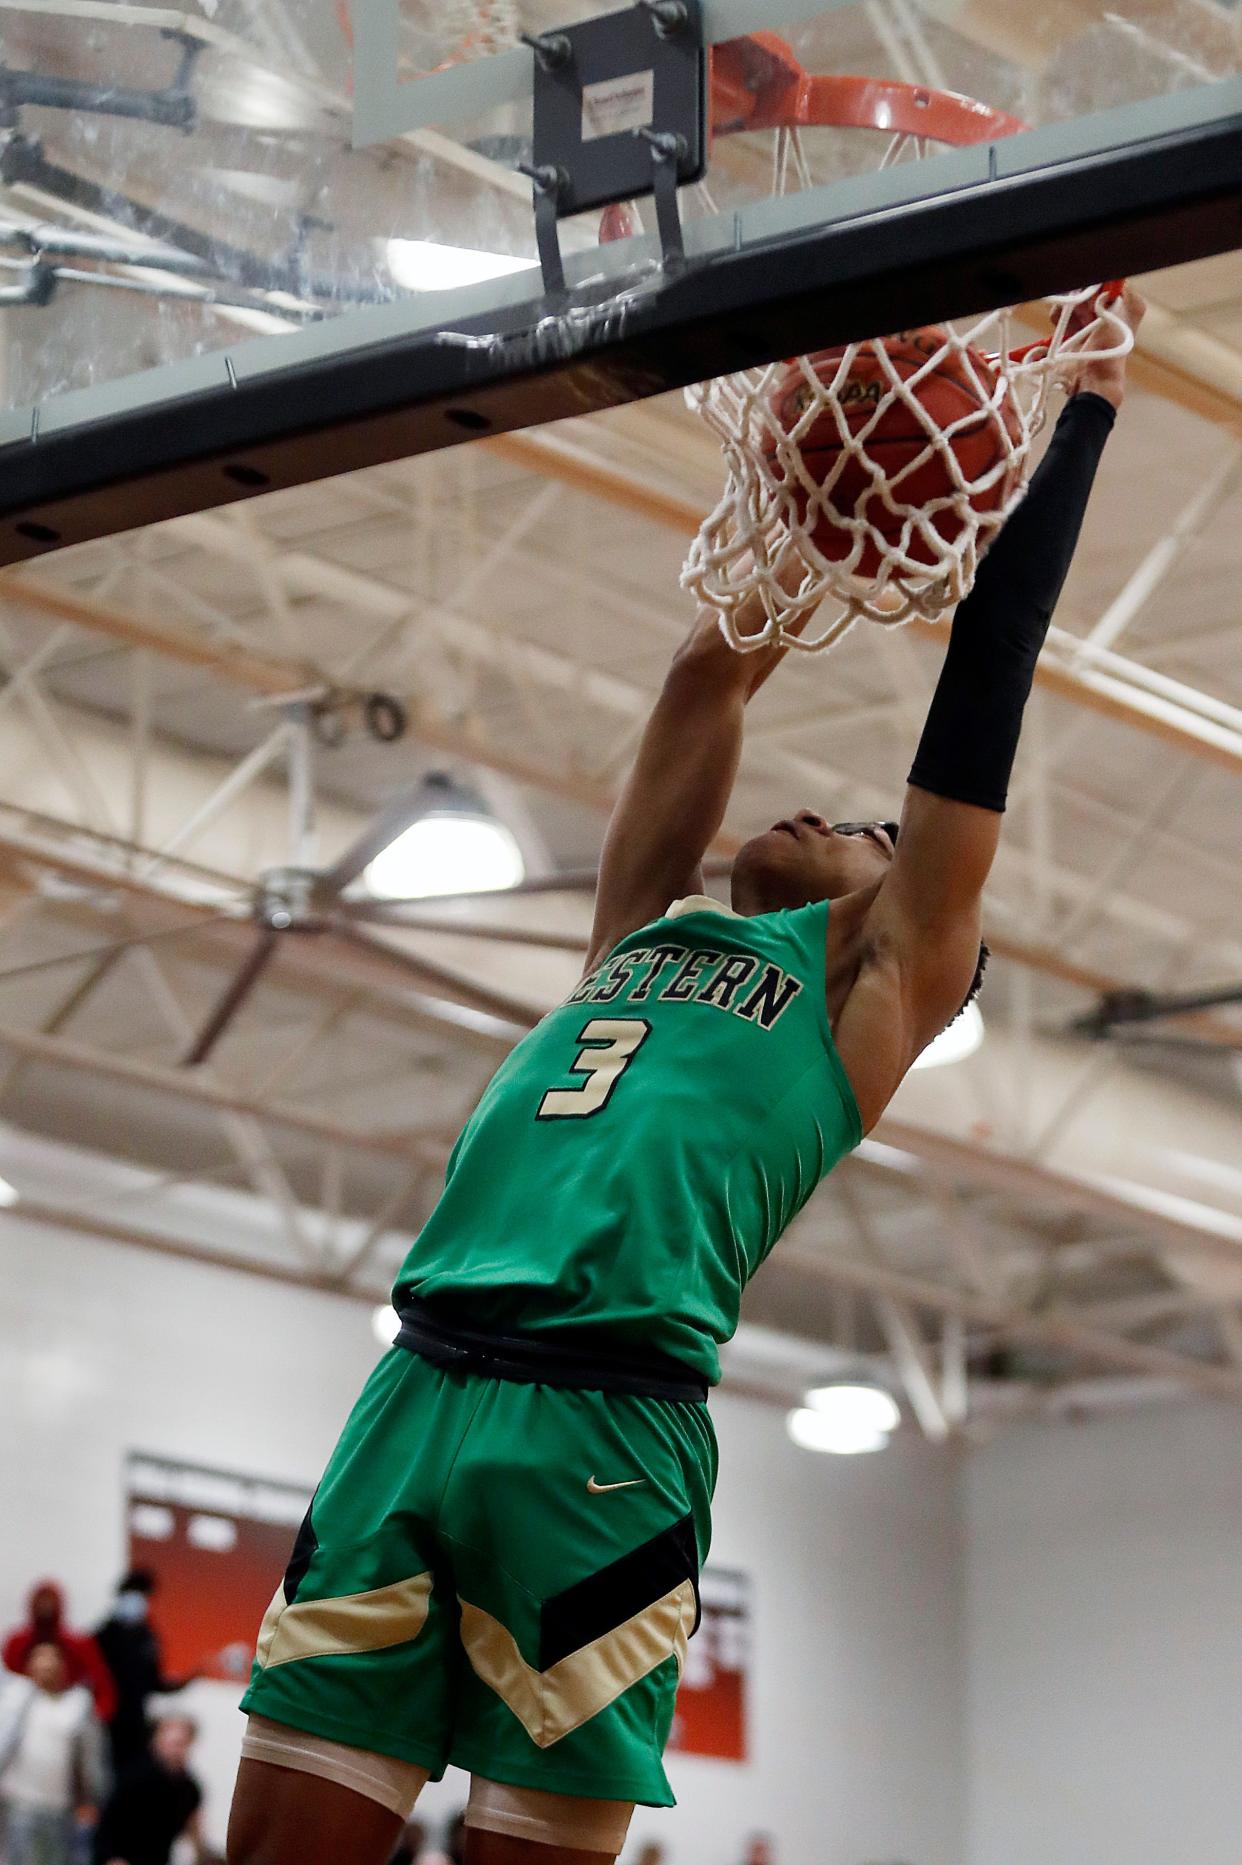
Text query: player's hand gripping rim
1060 282 1147 411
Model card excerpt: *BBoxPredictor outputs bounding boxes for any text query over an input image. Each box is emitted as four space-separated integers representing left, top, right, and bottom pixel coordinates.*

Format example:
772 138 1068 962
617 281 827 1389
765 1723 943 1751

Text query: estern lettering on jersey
566 943 802 1033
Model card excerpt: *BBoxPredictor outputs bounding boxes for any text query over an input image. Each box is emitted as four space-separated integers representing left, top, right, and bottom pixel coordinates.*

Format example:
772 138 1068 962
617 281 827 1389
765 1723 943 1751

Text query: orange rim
704 36 1124 365
709 33 1026 142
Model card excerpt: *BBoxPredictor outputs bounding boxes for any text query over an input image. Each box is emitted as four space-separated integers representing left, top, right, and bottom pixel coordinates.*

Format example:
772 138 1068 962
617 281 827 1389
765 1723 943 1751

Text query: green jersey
396 897 863 1382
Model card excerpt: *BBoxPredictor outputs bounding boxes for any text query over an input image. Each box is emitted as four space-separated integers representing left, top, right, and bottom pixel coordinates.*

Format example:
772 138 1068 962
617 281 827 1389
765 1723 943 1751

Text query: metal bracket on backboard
352 0 854 147
517 2 706 294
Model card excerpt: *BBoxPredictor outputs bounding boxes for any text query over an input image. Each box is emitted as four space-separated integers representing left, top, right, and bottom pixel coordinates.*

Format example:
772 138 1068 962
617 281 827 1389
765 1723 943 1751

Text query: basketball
762 330 1023 579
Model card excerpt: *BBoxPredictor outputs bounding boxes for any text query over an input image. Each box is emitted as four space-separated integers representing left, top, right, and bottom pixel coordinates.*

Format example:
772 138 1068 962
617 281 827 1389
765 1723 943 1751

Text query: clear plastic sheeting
395 0 522 68
0 0 1232 414
0 0 546 406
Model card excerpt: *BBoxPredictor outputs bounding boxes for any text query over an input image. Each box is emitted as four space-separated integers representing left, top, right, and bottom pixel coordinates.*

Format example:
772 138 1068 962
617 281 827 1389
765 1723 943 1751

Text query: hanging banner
668 1566 750 1762
125 1453 310 1684
127 1450 752 1753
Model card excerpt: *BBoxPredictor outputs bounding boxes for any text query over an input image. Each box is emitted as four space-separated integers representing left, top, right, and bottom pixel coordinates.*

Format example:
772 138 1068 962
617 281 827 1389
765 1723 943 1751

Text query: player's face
731 812 896 910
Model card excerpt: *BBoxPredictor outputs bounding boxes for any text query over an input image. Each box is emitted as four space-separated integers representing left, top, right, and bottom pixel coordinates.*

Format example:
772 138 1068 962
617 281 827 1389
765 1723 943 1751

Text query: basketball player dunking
227 291 1141 1865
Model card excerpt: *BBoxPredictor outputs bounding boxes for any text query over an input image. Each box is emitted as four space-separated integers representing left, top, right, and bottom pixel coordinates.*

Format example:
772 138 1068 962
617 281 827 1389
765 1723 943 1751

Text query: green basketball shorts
240 1346 718 1807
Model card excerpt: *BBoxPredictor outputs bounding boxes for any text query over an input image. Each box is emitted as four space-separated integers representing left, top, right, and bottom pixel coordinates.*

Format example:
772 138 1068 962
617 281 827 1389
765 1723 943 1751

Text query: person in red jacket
2 1583 116 1722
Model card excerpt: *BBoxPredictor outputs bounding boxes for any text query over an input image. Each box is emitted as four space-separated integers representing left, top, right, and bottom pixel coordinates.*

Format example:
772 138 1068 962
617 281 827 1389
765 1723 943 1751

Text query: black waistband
394 1298 708 1403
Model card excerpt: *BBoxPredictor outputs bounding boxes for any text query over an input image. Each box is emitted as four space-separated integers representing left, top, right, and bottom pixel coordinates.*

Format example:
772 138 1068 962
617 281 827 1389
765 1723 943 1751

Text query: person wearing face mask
92 1576 195 1777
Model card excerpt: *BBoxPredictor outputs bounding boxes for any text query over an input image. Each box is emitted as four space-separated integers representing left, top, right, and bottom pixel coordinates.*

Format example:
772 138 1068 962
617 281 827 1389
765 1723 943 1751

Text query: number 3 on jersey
537 1018 652 1120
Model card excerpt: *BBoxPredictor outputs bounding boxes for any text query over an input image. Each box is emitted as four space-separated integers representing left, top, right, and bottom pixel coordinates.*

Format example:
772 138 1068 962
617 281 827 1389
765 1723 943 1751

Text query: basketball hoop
674 34 1134 653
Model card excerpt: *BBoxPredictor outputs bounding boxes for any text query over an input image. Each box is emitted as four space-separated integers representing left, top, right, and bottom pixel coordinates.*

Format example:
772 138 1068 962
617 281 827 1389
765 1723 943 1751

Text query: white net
682 290 1134 654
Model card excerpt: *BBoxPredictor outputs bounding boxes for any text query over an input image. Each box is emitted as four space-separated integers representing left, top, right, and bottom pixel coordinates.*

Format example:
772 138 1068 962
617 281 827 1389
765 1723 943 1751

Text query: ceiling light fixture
372 1304 401 1346
787 1382 901 1455
910 1000 984 1071
364 773 526 900
787 1409 889 1455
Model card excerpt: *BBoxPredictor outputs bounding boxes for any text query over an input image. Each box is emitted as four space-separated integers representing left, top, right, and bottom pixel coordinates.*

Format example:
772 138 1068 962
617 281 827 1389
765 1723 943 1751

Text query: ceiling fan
178 721 731 1067
1064 980 1242 1059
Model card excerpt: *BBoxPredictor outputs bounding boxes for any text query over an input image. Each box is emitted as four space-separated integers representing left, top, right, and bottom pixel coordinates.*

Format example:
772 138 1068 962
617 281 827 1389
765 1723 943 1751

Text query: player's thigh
227 1756 406 1865
464 1776 635 1864
444 1382 716 1807
240 1350 474 1775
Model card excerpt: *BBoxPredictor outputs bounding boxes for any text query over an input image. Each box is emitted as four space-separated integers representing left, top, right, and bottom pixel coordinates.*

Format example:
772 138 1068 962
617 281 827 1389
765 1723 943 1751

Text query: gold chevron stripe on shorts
458 1578 696 1750
255 1571 433 1671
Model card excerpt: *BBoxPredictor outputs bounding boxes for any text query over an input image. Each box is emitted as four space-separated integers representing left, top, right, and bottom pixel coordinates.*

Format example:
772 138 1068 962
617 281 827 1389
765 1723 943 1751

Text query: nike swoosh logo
586 1475 646 1494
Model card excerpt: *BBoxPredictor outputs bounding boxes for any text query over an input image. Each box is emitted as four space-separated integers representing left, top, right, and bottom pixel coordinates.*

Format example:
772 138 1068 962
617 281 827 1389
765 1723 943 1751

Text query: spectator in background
92 1714 203 1865
92 1575 193 1776
0 1642 108 1865
3 1584 117 1723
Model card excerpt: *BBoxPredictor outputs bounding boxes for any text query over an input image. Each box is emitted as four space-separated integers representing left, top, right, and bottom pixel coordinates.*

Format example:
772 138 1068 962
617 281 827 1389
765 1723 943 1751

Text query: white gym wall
963 1402 1242 1865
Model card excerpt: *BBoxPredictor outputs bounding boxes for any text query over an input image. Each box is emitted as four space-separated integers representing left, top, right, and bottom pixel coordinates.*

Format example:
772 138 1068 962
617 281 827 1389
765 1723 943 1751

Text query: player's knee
465 1778 634 1863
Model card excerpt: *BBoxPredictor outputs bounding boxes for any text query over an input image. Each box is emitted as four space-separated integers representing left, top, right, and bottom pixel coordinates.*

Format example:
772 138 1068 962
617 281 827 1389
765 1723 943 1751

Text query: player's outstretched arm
866 287 1145 1063
584 587 816 973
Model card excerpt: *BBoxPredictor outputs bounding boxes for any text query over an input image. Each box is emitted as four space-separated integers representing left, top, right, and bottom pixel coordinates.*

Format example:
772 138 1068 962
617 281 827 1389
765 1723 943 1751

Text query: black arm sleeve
907 391 1117 812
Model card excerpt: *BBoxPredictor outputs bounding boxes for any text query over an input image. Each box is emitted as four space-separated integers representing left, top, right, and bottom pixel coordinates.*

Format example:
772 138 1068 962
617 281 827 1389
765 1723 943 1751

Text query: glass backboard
0 0 1239 559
